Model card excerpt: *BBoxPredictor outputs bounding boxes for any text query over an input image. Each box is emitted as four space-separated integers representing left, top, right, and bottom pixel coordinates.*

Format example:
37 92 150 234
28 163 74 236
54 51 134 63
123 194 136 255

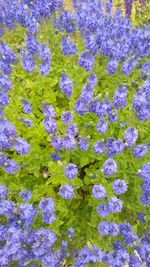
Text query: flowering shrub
0 0 150 266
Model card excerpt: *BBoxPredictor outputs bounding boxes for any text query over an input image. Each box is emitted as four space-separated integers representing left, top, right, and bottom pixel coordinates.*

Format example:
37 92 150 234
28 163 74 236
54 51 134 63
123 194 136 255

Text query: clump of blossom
93 141 105 154
39 197 56 224
64 163 78 180
61 110 73 124
132 144 148 159
112 179 128 195
22 99 32 114
102 158 118 177
96 119 108 134
92 185 106 200
78 51 94 72
108 197 123 213
62 36 78 56
59 184 74 199
19 190 32 202
60 73 73 98
124 127 138 147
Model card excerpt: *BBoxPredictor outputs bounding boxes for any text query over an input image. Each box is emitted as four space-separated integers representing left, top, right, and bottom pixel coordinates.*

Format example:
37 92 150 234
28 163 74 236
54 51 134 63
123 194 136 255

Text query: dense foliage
0 0 150 266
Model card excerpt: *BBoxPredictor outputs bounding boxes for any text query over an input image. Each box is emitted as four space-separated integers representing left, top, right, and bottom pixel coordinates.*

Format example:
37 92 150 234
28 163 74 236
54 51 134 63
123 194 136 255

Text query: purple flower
64 163 78 180
20 49 35 73
124 127 138 147
19 203 37 228
62 36 77 56
19 190 32 202
0 74 12 90
138 213 145 223
129 255 142 267
39 197 55 225
3 159 18 174
42 103 56 118
98 222 109 236
132 144 148 158
13 137 30 155
109 222 119 236
92 185 106 200
140 192 150 205
108 197 123 213
0 185 8 199
75 98 87 115
0 91 9 106
112 179 128 195
63 135 76 151
119 223 132 237
42 212 56 225
50 153 61 162
39 44 51 63
43 118 57 134
39 62 51 76
59 184 74 200
121 58 137 76
87 73 97 88
78 52 94 72
102 158 117 177
113 86 127 110
125 232 139 247
0 200 15 217
97 203 110 217
26 33 39 55
66 227 75 240
50 135 63 151
108 109 118 123
39 197 55 213
107 59 119 75
106 138 124 158
61 110 73 124
137 163 150 182
32 228 57 256
96 119 108 134
66 124 78 136
60 73 73 99
78 137 89 151
20 117 33 128
93 141 105 154
0 152 7 166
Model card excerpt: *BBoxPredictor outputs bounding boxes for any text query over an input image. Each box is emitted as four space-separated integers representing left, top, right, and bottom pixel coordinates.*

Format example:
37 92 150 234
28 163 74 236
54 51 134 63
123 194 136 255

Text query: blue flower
97 203 110 217
0 91 9 106
3 159 19 174
13 137 30 155
63 135 76 151
96 119 108 134
0 185 8 199
19 190 32 202
132 144 148 159
108 197 123 213
61 110 73 124
59 184 74 200
66 124 78 136
60 73 73 99
62 36 77 56
113 86 127 110
112 179 128 195
93 141 105 154
124 127 138 147
78 52 94 72
78 137 89 151
102 158 117 177
64 163 78 180
98 221 110 236
92 185 106 200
